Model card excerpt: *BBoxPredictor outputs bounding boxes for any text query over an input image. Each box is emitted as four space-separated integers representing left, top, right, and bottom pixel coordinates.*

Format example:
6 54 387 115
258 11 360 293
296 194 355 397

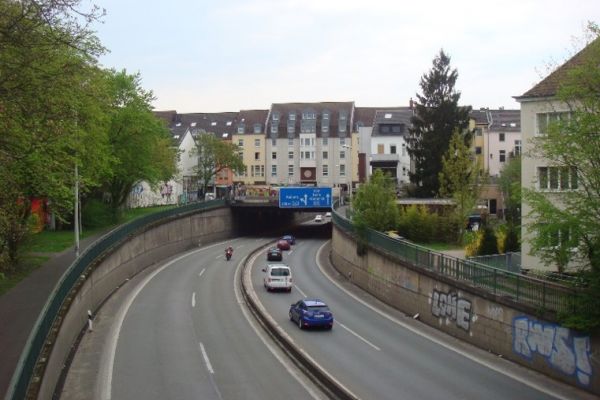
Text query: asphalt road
61 236 325 400
250 236 593 400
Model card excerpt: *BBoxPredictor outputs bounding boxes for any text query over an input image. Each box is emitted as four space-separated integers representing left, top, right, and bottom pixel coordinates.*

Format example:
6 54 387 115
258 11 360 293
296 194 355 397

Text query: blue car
289 299 334 330
281 235 296 245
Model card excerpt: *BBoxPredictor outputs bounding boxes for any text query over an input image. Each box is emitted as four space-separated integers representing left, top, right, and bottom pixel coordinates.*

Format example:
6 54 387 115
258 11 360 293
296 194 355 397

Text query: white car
314 215 323 222
262 263 292 292
325 212 332 218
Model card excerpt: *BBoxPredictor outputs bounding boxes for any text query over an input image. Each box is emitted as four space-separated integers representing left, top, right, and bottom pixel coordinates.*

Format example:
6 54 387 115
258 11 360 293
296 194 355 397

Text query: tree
407 50 472 197
523 26 600 330
498 155 521 225
438 130 484 241
0 0 109 269
192 133 245 196
97 69 178 212
352 169 399 232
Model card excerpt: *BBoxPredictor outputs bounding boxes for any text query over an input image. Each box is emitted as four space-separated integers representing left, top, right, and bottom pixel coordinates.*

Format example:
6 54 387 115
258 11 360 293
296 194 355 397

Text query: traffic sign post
279 187 332 208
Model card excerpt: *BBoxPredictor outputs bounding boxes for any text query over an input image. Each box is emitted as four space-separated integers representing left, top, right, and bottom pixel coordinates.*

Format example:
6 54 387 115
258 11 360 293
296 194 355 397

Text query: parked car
262 263 292 292
277 239 291 250
289 298 333 330
281 234 296 245
267 247 283 261
314 215 323 223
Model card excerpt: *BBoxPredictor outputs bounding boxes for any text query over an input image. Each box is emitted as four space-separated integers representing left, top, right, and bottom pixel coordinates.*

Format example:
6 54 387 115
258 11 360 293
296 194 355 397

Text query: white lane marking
192 292 196 308
100 240 231 400
234 248 322 400
294 284 307 298
315 242 578 400
289 249 294 256
199 342 215 374
338 322 381 351
198 268 206 278
216 254 222 260
238 244 245 249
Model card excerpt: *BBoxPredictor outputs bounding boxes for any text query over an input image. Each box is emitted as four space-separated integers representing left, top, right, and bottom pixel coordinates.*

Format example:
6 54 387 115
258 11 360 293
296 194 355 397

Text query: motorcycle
225 248 233 261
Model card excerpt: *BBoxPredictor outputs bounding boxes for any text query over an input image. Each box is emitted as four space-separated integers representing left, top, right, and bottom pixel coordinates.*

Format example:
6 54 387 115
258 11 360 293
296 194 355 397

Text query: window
377 144 384 154
499 133 505 142
271 138 276 146
272 152 276 159
499 150 506 163
254 138 261 147
288 151 294 159
514 140 521 155
289 113 296 121
255 152 260 161
323 151 328 159
475 146 482 155
475 128 482 136
237 125 244 134
272 112 280 121
238 139 244 147
288 138 294 146
323 137 328 146
380 125 390 134
254 124 262 134
271 124 278 134
287 121 295 134
302 111 316 119
322 125 329 133
271 165 277 176
340 138 346 146
390 145 397 154
536 112 570 135
340 164 346 176
323 111 330 120
322 164 328 176
538 166 578 190
288 165 294 176
340 151 345 159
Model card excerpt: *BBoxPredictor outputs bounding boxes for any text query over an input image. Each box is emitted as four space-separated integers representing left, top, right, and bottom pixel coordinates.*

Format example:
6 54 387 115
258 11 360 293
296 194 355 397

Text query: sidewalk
0 233 105 399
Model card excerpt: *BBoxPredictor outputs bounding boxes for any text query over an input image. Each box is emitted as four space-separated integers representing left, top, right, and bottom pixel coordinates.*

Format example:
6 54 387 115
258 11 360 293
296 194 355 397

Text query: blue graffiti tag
513 316 592 386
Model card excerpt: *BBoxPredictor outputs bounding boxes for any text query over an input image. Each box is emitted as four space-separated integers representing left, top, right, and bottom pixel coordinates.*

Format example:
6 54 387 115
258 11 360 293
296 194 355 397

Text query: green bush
503 223 520 253
82 199 119 229
478 226 499 255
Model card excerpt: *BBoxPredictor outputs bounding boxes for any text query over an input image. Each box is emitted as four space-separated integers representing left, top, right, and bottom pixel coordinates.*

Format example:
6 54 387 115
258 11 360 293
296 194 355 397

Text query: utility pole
74 161 80 257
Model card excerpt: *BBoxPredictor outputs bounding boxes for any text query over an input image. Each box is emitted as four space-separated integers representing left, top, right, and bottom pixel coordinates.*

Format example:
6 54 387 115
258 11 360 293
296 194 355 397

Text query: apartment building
264 102 357 193
232 109 269 185
515 42 594 271
369 108 413 186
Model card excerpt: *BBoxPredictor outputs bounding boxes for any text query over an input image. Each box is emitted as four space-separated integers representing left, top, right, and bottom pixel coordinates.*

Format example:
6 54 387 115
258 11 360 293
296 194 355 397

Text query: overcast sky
92 0 599 113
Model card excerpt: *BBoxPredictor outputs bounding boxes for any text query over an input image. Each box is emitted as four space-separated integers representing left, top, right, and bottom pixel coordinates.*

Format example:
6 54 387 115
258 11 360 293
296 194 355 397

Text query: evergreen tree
408 50 472 197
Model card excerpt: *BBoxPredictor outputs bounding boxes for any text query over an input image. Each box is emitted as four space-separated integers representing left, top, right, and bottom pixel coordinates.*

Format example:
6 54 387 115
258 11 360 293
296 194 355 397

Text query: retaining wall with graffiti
331 225 599 395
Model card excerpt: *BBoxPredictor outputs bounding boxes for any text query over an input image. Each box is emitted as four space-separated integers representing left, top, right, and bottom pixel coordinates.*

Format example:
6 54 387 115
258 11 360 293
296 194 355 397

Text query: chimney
409 98 414 109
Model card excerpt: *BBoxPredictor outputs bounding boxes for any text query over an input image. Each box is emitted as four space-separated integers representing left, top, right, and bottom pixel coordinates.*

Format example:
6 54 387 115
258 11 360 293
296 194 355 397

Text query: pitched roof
516 38 600 99
470 109 490 125
172 112 239 140
488 109 520 132
268 101 355 138
236 109 269 134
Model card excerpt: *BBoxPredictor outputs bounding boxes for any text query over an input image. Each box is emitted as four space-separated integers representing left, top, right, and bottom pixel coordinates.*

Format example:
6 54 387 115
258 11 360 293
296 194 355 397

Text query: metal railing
331 211 576 315
6 200 226 400
467 252 521 273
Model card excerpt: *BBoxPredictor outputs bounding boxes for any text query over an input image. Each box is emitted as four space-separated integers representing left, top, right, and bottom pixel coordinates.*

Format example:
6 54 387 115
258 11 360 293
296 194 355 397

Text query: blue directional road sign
279 187 332 208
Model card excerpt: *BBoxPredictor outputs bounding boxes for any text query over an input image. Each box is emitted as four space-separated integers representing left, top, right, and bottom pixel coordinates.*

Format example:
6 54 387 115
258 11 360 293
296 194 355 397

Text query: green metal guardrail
5 200 226 400
331 211 576 315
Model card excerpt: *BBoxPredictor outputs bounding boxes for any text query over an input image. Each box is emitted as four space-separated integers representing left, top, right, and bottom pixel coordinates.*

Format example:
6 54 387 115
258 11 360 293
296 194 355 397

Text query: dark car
289 299 334 330
281 235 296 245
277 239 291 251
267 247 283 261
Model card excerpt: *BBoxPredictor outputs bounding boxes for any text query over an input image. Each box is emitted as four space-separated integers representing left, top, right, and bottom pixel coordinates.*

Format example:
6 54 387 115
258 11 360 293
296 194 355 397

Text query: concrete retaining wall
39 207 234 399
331 226 599 395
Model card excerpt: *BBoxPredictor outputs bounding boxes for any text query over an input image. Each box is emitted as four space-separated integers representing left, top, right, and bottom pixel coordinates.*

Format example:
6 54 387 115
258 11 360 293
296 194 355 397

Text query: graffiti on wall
430 290 472 331
513 316 592 386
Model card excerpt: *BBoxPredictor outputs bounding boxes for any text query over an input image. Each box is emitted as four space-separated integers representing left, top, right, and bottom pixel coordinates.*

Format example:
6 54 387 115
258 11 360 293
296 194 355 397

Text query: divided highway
61 225 592 399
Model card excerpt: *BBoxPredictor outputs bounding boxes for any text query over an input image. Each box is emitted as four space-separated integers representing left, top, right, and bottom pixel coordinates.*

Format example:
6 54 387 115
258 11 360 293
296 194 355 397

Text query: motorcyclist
225 246 233 259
